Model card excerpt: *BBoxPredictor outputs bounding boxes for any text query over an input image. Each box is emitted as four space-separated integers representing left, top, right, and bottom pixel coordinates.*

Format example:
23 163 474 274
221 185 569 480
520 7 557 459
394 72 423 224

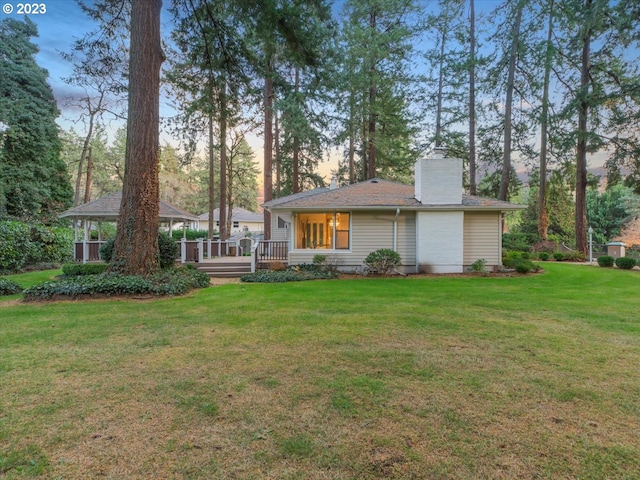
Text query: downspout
393 208 400 251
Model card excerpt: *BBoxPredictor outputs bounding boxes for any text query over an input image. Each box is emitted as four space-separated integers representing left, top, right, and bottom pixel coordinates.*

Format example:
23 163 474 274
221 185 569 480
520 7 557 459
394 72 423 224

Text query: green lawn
1 263 639 479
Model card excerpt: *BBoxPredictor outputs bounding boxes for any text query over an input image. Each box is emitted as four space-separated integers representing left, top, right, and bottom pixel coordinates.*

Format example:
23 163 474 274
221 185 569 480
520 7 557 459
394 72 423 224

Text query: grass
1 263 639 479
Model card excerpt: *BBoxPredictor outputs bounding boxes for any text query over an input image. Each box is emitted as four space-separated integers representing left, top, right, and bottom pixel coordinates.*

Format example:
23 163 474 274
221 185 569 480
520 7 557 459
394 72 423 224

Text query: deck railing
74 241 107 263
180 238 246 263
251 240 289 272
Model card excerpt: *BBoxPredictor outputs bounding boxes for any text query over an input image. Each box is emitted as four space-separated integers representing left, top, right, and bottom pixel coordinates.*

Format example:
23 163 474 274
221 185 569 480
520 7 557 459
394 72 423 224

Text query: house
262 150 524 273
196 207 264 236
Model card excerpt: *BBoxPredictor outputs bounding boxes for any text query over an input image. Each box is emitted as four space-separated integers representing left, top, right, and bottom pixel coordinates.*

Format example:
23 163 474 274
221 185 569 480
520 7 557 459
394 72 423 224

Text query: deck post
180 238 186 263
197 238 204 263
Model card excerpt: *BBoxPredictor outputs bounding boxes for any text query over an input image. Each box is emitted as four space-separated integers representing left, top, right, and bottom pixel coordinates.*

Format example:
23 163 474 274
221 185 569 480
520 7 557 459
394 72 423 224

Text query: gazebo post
83 221 89 264
180 222 187 263
73 217 80 262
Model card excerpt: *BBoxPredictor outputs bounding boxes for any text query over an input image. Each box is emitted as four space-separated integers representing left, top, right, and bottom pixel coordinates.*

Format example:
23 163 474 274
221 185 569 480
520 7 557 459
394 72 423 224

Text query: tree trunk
275 104 281 197
292 66 300 193
219 76 228 240
468 0 477 195
208 111 215 240
110 0 164 275
499 1 524 202
366 10 377 180
263 59 273 240
538 0 554 240
83 147 93 204
348 62 356 184
575 0 591 255
435 29 445 149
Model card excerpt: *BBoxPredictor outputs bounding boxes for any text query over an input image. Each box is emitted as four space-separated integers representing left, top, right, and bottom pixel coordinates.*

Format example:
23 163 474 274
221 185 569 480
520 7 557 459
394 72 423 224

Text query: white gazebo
59 191 199 263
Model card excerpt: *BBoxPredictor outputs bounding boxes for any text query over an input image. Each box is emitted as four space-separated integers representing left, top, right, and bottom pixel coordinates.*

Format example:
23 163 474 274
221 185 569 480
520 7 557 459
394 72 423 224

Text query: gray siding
463 212 501 266
288 210 416 272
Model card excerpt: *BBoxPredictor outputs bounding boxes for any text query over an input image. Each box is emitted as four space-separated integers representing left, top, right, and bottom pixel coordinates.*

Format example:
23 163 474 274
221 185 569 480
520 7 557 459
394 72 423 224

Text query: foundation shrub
597 256 615 267
241 265 336 283
364 249 402 274
614 257 637 270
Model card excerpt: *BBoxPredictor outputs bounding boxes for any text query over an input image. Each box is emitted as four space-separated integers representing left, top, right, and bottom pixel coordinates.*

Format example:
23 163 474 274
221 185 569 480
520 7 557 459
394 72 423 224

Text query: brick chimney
414 147 463 205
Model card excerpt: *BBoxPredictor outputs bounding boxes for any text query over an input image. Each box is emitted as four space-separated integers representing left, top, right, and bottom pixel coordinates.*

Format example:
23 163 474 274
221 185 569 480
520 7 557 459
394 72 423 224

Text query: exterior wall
198 219 263 235
271 213 292 243
416 211 464 273
287 211 417 273
463 212 502 267
415 155 463 205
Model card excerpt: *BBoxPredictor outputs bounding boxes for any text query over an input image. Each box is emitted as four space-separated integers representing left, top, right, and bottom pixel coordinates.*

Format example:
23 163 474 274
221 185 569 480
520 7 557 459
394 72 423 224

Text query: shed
606 241 626 259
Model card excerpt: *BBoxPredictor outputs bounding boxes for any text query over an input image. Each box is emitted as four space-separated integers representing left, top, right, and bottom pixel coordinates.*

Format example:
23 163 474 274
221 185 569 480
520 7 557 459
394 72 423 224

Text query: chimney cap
433 146 448 158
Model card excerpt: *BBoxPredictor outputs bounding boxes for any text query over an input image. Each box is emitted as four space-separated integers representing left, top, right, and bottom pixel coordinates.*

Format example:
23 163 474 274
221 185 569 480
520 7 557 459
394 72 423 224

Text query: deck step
195 262 252 278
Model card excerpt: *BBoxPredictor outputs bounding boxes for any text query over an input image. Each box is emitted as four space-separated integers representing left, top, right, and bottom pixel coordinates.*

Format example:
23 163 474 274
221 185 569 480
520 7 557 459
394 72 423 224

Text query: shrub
268 261 287 271
615 257 636 270
364 249 402 274
241 267 335 283
171 229 210 241
515 260 536 274
0 278 23 296
23 266 209 301
99 233 178 269
99 238 115 263
62 263 108 276
502 233 538 252
0 221 31 272
158 232 179 269
26 225 73 265
502 251 529 269
553 252 566 261
538 252 550 261
597 256 615 268
312 254 327 266
563 251 586 262
468 258 488 274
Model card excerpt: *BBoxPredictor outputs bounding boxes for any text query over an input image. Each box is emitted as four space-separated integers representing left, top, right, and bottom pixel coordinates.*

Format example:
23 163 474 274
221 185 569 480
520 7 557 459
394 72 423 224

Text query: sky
2 1 95 115
3 0 620 178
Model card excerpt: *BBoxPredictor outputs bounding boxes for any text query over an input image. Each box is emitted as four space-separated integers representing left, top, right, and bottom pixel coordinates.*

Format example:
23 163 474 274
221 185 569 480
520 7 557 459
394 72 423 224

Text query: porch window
295 212 350 250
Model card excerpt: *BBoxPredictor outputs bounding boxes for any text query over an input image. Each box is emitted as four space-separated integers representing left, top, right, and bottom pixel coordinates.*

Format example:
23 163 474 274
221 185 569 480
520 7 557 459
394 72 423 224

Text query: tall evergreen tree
337 0 421 182
554 0 640 253
109 0 164 275
0 18 73 223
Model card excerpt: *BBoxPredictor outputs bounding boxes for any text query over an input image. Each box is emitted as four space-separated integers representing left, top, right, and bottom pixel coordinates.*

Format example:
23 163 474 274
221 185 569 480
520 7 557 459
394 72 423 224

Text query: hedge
0 221 73 273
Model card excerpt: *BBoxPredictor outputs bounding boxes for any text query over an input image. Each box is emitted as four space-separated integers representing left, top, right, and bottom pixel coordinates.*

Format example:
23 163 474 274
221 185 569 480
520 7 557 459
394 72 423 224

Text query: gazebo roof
59 191 199 222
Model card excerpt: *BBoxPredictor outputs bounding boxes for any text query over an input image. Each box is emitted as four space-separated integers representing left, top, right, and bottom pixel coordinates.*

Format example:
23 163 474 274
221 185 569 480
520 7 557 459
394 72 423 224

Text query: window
233 221 239 228
295 212 350 250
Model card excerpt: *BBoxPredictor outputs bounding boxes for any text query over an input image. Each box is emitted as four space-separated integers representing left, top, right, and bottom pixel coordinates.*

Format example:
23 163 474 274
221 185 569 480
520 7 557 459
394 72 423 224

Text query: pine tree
0 18 73 223
109 0 164 275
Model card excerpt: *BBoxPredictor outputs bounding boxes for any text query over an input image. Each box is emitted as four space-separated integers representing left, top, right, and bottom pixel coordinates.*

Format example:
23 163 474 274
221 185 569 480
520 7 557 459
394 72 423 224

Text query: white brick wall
416 211 464 273
414 155 463 205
